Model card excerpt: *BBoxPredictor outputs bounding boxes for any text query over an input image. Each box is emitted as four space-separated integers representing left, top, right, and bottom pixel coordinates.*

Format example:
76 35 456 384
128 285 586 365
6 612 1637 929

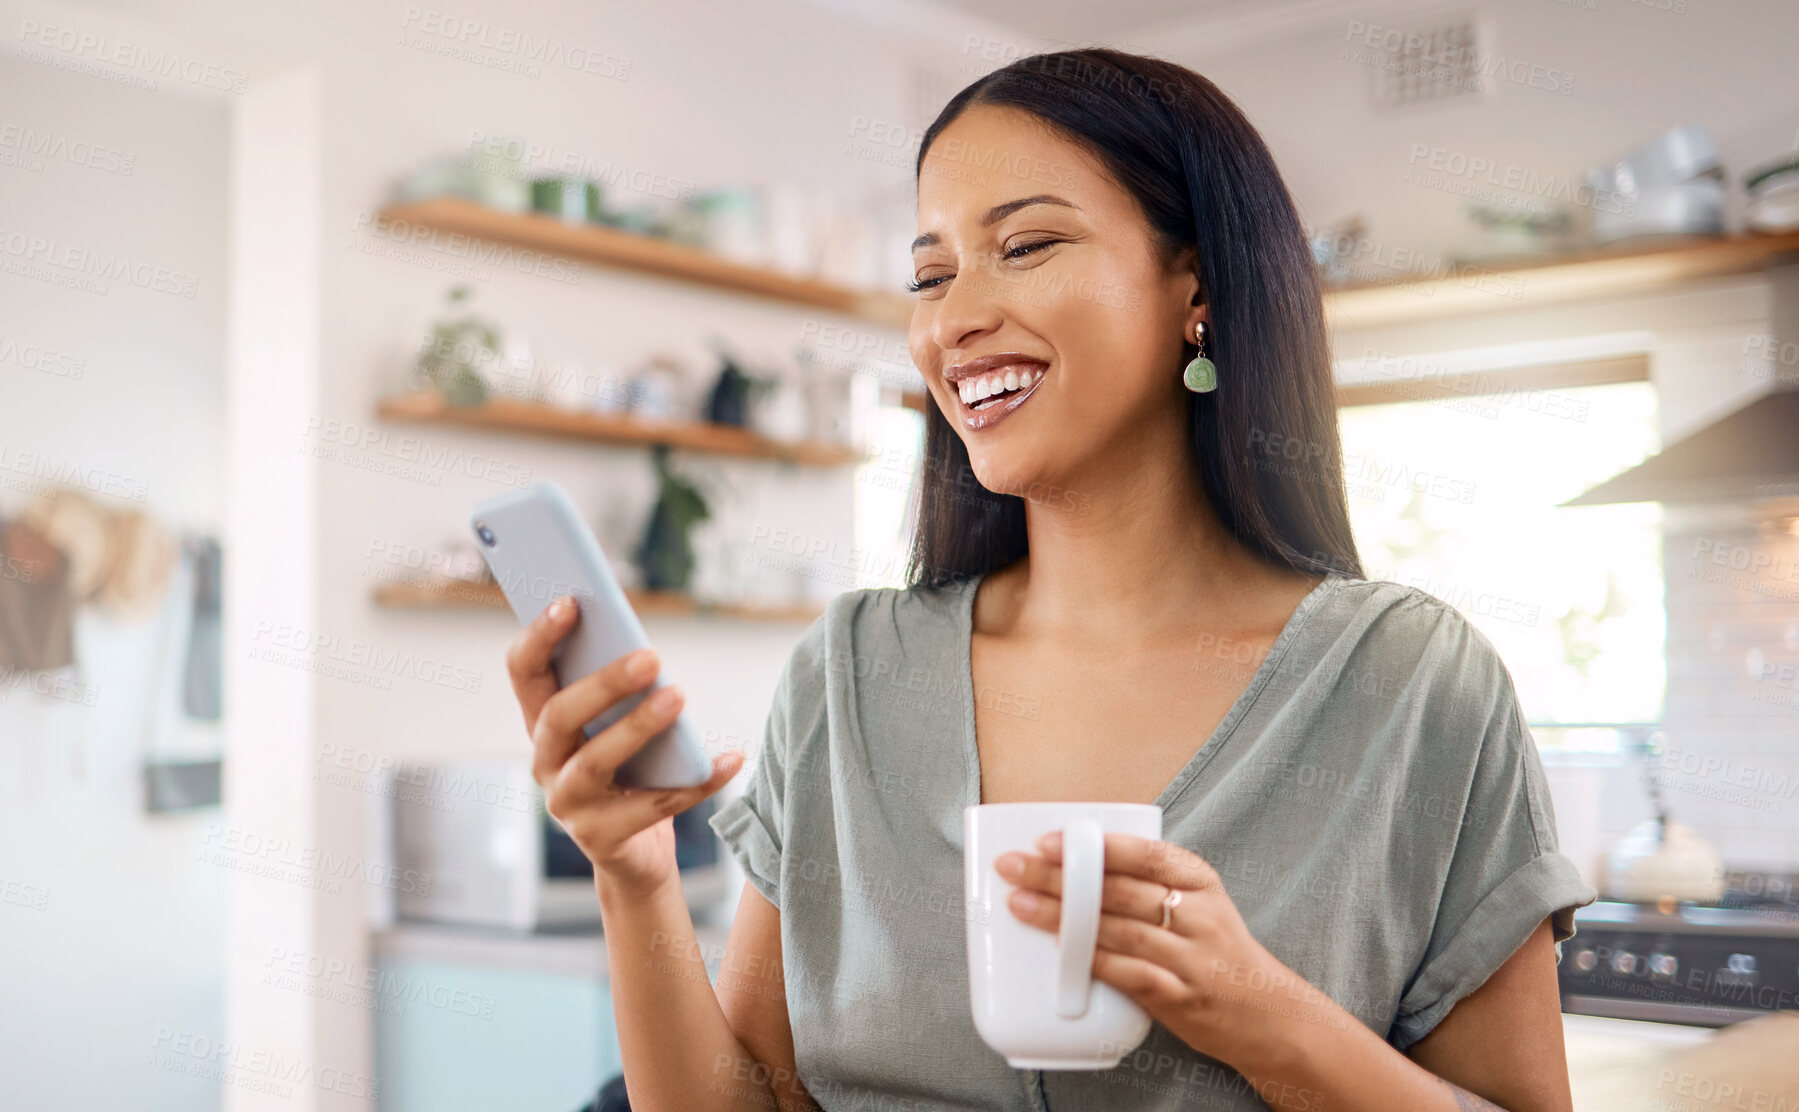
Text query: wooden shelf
383 205 1799 362
378 197 914 329
373 578 822 624
1323 230 1799 329
376 390 866 466
381 199 1799 333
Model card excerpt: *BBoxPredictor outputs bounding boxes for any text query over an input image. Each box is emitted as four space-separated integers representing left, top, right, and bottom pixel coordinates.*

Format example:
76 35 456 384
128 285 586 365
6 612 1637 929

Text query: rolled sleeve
710 787 784 909
1390 681 1597 1051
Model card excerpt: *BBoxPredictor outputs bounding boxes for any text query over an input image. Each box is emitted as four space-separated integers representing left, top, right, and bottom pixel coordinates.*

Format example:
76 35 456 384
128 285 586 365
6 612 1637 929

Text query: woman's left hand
995 831 1329 1071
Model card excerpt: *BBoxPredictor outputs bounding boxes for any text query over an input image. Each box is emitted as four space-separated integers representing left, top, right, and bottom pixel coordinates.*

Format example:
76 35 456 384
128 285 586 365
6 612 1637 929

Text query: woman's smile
947 353 1051 430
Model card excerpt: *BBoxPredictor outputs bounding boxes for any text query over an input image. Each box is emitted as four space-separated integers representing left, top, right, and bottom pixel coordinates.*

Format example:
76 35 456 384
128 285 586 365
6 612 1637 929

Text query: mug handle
1054 817 1105 1019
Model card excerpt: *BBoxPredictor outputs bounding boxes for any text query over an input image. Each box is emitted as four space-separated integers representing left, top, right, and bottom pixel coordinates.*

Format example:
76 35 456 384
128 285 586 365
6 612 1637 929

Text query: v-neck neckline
956 569 1341 814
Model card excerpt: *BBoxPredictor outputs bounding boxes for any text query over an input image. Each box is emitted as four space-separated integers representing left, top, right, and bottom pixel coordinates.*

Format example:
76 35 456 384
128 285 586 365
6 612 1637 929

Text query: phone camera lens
475 523 496 547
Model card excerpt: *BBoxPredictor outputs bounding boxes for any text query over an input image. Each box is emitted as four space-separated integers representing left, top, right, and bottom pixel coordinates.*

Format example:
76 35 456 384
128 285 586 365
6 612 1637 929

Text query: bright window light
1336 379 1665 752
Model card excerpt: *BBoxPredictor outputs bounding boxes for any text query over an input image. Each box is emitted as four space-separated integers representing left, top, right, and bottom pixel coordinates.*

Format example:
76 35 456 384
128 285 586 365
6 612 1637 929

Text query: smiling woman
699 48 1592 1112
511 46 1596 1112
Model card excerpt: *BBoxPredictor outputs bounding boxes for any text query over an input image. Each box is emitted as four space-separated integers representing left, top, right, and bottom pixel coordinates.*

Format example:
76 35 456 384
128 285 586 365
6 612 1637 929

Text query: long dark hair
905 48 1361 589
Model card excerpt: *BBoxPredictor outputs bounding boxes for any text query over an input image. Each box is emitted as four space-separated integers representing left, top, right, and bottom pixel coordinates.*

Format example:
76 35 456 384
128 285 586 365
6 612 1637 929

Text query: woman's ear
1168 245 1207 311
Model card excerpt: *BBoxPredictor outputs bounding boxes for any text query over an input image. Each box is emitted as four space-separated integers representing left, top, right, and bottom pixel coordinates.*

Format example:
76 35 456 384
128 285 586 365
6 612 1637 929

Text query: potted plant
415 284 500 407
634 446 711 592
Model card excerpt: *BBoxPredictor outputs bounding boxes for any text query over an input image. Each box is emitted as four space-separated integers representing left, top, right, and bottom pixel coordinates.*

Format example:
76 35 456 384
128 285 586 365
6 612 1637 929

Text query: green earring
1183 321 1217 393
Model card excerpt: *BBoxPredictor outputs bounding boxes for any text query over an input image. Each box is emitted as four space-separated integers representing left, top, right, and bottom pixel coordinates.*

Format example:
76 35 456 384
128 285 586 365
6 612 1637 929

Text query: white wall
1136 0 1799 269
224 63 326 1112
0 47 230 1111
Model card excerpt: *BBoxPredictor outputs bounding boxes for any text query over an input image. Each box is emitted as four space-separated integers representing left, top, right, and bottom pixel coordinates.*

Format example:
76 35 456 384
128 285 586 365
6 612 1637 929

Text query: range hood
1564 387 1799 505
1568 255 1799 507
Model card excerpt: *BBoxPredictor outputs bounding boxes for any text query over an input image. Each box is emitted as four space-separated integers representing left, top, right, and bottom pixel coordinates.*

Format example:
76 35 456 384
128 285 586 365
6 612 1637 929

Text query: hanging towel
0 518 76 673
21 490 111 603
181 536 222 720
98 508 178 621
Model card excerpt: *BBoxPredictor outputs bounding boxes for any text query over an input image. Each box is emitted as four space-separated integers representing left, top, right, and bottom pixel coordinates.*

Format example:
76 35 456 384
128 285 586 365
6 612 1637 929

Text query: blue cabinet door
374 959 621 1112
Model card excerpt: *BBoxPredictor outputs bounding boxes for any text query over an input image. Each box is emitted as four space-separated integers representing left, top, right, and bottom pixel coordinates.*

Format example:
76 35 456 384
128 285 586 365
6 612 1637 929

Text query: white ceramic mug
964 801 1162 1069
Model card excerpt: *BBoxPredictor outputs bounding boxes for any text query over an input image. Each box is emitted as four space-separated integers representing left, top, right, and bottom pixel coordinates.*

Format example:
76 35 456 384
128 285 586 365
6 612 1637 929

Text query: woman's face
908 103 1203 502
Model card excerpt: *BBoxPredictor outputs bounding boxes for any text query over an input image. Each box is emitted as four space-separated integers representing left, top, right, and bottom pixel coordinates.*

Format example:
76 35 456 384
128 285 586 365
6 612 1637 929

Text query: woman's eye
1002 238 1060 260
905 240 1060 293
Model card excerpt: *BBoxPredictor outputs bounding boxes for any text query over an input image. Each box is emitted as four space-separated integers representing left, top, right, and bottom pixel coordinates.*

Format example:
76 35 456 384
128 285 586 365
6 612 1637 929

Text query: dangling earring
1183 320 1217 393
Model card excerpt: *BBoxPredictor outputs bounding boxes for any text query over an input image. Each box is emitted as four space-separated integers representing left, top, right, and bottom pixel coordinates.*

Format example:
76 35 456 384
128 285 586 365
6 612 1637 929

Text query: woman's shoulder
776 579 973 690
1313 573 1522 703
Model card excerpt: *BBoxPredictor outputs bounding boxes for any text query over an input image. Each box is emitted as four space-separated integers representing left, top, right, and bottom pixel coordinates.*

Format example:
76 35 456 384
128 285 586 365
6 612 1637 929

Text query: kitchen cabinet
372 920 732 1112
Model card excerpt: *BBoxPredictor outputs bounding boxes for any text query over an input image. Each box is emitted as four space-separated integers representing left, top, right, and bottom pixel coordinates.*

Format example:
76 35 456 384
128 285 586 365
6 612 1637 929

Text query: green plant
415 284 500 406
634 446 712 591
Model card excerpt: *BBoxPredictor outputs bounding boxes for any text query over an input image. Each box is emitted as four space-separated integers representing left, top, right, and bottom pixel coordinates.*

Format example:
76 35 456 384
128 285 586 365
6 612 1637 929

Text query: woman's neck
985 438 1314 646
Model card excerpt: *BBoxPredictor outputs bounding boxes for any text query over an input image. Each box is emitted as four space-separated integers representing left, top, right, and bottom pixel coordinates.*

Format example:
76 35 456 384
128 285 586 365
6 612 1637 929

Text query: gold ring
1159 886 1182 929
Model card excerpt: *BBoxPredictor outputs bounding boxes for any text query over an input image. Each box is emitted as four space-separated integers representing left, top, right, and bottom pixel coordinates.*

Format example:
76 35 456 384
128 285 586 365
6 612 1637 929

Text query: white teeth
955 364 1046 407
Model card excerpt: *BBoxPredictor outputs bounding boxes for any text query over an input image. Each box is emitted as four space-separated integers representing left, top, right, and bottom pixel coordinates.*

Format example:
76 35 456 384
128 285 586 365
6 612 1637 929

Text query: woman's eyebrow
910 194 1079 252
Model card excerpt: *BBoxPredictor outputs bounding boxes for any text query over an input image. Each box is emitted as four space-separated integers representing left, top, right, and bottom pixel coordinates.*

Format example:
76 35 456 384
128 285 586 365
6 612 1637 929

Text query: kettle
1605 732 1726 905
1605 817 1725 904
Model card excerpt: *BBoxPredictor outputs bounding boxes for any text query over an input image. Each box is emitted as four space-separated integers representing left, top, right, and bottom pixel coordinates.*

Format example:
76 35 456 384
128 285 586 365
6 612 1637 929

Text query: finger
530 648 661 785
1006 885 1058 930
1093 908 1192 967
994 850 1061 897
1037 831 1218 892
1000 854 1169 926
1007 867 1187 928
1092 949 1189 1010
1101 873 1184 926
1005 890 1190 969
550 682 683 798
506 595 580 732
579 751 745 853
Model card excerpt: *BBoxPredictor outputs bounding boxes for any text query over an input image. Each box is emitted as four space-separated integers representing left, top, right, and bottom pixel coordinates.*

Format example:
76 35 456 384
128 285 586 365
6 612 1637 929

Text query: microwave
385 758 732 931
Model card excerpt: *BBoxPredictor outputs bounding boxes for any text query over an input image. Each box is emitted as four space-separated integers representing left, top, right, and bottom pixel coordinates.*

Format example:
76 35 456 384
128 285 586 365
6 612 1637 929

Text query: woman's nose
925 258 1006 354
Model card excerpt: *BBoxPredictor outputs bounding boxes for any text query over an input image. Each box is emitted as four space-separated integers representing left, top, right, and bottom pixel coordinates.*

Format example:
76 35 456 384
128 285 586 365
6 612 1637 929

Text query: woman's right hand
506 595 743 900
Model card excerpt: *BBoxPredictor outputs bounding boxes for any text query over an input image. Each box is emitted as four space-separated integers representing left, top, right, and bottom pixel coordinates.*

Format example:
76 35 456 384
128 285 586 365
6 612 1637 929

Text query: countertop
1563 1011 1799 1111
373 918 734 980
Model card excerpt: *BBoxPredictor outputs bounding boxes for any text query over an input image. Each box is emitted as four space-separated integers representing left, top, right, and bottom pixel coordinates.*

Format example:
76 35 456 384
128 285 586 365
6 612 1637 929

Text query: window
1335 376 1665 753
853 400 926 589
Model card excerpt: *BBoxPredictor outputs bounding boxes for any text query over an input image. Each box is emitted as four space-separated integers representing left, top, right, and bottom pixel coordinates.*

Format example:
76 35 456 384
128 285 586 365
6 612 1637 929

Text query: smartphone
470 481 711 789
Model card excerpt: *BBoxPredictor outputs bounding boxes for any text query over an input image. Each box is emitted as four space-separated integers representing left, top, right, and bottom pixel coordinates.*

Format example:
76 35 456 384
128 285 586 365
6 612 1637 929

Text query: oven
1558 871 1799 1027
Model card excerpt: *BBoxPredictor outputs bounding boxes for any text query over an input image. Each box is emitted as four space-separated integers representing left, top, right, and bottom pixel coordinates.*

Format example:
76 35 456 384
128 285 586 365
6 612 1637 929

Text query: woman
508 48 1596 1112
